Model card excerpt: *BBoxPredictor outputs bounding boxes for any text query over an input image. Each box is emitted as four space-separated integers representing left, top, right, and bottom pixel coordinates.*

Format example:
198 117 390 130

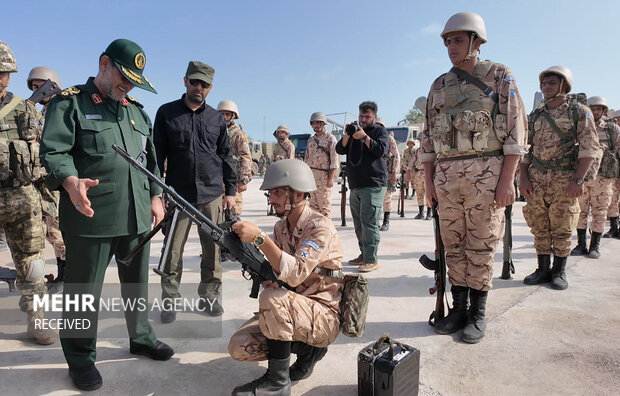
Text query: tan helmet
0 41 18 73
586 96 608 111
441 12 487 43
309 112 328 124
27 66 62 90
406 138 416 146
217 99 239 119
414 96 427 115
376 117 386 127
539 65 574 93
260 159 317 192
273 124 290 137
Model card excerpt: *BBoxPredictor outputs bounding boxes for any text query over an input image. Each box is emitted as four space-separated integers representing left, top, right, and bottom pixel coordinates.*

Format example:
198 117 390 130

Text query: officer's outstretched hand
62 176 99 217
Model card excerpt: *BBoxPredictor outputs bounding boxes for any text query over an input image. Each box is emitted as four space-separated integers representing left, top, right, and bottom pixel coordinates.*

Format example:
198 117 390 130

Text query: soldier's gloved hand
62 175 99 218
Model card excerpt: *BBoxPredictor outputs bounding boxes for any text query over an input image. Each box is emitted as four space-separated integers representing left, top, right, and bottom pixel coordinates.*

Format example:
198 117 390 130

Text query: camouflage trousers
608 182 619 218
0 184 47 313
404 169 415 190
382 183 396 212
523 169 578 257
309 169 333 218
434 157 505 291
228 288 340 362
577 177 613 233
44 214 65 260
234 190 244 216
414 168 426 206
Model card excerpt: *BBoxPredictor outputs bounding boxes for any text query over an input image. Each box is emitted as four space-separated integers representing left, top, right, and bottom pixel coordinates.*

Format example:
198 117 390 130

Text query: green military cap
103 38 156 93
186 61 215 85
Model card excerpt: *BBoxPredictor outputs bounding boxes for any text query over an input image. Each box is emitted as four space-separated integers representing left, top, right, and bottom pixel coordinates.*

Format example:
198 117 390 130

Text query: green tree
404 107 424 124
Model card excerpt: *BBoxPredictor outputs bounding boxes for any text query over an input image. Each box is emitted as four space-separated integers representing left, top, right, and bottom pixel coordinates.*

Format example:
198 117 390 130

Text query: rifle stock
339 162 347 226
27 79 61 105
399 171 405 217
419 201 446 326
500 204 515 280
113 144 292 298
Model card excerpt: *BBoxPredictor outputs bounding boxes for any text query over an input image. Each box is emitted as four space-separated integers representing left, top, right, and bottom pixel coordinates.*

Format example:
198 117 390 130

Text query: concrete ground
1 177 619 396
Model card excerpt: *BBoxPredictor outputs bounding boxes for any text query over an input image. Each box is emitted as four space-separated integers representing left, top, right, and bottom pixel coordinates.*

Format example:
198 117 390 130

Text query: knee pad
25 259 45 282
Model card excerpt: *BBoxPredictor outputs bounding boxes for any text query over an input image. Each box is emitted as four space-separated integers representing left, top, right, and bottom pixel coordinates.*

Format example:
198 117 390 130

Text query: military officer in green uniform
40 39 174 391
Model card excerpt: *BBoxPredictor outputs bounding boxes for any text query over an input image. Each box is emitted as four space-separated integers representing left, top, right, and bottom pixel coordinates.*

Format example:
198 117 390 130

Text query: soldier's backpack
340 274 369 337
598 120 619 179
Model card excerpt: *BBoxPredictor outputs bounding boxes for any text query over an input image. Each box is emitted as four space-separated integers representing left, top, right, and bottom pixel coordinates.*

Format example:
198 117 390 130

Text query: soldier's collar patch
92 93 102 104
121 98 129 106
301 240 320 250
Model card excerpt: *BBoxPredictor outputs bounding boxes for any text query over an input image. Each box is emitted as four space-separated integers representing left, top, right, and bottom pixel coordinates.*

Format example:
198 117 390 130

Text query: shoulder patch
301 240 320 250
125 95 144 108
59 86 81 98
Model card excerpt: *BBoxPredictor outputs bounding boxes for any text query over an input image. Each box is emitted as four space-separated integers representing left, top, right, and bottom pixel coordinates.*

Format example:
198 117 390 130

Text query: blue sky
4 1 619 142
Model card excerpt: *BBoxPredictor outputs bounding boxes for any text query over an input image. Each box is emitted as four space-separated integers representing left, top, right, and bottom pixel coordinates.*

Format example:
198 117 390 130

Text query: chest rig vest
431 60 506 161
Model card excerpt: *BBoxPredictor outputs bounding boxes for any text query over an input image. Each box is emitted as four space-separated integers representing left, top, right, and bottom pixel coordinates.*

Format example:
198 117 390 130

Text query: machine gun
397 170 405 217
113 144 292 299
500 204 515 280
418 201 447 326
0 267 17 291
339 161 348 226
26 79 61 105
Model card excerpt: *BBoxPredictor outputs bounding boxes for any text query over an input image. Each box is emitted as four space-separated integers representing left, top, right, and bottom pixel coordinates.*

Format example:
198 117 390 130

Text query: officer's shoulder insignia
59 86 81 98
125 95 143 108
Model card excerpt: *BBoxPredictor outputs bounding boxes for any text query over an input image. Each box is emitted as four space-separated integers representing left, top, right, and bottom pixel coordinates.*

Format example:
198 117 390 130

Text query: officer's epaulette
125 95 144 108
58 86 82 99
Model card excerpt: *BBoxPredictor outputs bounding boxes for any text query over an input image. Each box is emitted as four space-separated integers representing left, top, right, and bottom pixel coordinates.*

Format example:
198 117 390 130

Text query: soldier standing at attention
218 99 252 216
40 39 174 391
378 121 400 231
402 138 415 199
411 140 432 220
420 12 528 343
27 66 67 292
571 96 620 257
0 41 57 345
272 124 295 162
519 66 600 290
304 112 338 218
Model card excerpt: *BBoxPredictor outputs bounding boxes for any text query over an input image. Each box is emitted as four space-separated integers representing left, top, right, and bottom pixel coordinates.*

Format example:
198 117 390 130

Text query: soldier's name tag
85 114 103 120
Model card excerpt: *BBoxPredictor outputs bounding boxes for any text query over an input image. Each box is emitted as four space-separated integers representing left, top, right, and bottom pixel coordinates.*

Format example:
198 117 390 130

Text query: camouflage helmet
217 99 239 119
260 159 317 192
441 12 487 43
0 41 18 73
539 65 573 93
376 117 386 127
586 96 608 111
273 124 290 137
414 96 427 115
27 67 62 90
309 112 328 124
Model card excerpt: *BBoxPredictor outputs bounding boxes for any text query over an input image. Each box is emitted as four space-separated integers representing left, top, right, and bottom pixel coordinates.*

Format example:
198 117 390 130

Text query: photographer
335 101 389 272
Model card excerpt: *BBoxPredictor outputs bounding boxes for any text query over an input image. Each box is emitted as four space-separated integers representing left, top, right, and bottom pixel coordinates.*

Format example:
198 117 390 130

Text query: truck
289 134 311 159
386 123 423 155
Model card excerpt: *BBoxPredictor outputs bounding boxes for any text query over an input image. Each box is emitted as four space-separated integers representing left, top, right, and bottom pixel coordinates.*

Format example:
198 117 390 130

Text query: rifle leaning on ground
500 204 515 280
419 201 447 326
397 170 405 217
339 161 348 227
113 144 292 298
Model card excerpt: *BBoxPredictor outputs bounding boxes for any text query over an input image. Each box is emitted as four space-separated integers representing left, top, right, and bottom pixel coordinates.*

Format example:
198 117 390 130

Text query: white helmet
260 159 317 192
539 65 574 94
217 99 239 119
27 67 62 90
586 96 608 111
441 12 487 43
309 112 328 124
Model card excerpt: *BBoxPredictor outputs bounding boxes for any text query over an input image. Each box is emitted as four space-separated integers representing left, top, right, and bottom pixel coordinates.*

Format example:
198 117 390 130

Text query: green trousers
60 232 156 369
160 196 222 301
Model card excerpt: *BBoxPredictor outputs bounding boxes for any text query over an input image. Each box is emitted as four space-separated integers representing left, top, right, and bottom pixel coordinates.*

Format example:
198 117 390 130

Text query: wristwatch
252 231 266 248
241 178 250 185
573 177 584 185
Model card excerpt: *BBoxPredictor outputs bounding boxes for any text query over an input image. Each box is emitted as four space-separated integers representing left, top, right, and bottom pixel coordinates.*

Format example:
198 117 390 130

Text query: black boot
233 339 291 396
588 231 602 259
603 217 618 238
414 206 424 219
405 188 409 199
410 189 415 199
47 258 66 294
570 229 588 256
550 256 568 290
380 212 390 231
434 286 468 335
462 288 488 344
289 342 328 381
425 207 432 220
523 254 552 285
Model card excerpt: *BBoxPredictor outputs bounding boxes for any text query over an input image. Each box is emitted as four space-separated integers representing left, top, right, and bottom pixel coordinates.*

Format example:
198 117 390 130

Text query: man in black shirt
154 61 236 321
335 101 389 272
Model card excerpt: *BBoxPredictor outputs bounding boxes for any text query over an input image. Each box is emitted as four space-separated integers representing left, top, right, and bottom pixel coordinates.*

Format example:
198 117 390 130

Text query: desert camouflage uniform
577 120 620 233
609 183 619 218
402 145 415 191
226 122 252 215
228 205 343 361
420 61 527 291
0 92 47 314
305 132 338 217
410 147 426 207
522 99 600 257
272 138 295 162
382 135 400 212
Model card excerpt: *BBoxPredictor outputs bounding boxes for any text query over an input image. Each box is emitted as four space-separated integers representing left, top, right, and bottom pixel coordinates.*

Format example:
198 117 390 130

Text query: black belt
438 149 504 163
310 167 330 172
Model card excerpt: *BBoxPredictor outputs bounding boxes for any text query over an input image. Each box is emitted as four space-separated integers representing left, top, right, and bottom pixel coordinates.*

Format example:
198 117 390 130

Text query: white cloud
421 23 442 35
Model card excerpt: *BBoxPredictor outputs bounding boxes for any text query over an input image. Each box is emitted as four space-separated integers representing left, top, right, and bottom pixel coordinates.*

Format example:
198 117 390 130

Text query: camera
346 121 360 136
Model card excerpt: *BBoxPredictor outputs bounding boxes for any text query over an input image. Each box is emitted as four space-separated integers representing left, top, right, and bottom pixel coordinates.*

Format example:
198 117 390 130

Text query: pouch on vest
472 110 493 152
28 141 46 181
340 274 369 337
0 137 10 182
16 111 38 141
599 149 619 179
453 110 475 151
9 140 33 184
431 113 452 154
494 114 508 142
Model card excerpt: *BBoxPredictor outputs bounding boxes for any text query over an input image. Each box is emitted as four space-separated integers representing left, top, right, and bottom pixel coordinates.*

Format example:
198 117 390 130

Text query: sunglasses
189 79 210 88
